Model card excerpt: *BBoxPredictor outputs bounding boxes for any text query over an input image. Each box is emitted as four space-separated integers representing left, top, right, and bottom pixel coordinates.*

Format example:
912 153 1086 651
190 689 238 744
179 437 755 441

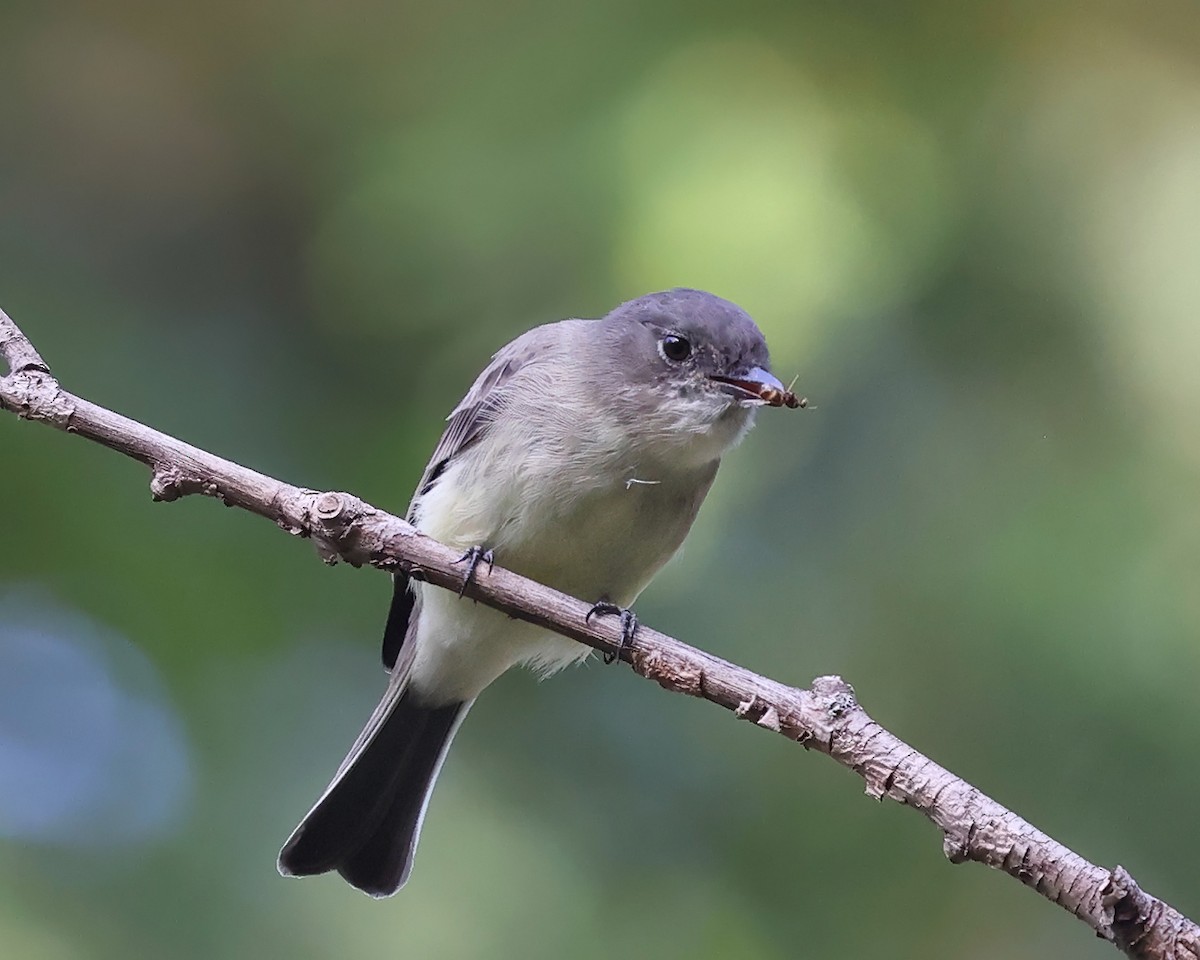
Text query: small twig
1 304 1196 959
0 307 49 374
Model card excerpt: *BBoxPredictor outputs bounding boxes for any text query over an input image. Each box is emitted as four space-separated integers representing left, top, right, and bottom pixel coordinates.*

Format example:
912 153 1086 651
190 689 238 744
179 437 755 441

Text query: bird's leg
452 546 495 598
585 598 639 665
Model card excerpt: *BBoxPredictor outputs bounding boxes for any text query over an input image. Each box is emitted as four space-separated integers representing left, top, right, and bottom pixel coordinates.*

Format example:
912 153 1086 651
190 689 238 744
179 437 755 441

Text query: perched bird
278 288 799 896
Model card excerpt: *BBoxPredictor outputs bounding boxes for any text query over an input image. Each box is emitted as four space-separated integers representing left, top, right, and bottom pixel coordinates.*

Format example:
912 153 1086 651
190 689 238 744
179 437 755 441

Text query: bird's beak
708 367 803 408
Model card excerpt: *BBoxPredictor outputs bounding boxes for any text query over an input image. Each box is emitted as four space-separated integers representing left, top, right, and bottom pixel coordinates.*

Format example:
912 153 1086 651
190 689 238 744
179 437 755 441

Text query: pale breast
418 413 716 600
407 353 732 696
409 433 718 696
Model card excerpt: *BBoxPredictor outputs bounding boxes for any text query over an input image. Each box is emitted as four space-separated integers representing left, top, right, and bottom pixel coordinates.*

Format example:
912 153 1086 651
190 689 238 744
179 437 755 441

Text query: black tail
278 690 472 897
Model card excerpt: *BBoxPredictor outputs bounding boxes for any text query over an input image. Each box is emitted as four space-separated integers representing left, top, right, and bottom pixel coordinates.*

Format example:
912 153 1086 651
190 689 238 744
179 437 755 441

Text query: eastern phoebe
278 288 798 896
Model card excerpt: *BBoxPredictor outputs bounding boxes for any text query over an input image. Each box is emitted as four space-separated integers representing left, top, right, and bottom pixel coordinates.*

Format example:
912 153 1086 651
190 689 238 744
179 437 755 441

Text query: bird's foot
586 599 639 665
453 546 494 598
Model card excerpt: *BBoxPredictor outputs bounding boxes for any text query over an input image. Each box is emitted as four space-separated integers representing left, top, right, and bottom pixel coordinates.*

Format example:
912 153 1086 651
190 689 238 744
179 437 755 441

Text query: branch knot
0 369 74 426
810 675 857 718
314 491 347 521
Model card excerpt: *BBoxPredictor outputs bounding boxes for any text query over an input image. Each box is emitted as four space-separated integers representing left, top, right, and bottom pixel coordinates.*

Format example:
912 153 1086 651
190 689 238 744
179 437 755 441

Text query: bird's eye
660 334 692 362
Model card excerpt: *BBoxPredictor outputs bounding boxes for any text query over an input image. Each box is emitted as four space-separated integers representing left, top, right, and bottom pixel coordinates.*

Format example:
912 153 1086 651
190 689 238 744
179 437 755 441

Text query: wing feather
381 325 562 670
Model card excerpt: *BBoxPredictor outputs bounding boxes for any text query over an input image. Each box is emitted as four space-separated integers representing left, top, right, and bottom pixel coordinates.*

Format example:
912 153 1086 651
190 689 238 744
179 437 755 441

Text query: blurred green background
2 1 1198 957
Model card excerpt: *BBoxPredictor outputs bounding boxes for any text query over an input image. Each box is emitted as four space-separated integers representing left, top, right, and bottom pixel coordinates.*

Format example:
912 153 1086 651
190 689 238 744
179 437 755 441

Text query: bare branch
2 304 1196 959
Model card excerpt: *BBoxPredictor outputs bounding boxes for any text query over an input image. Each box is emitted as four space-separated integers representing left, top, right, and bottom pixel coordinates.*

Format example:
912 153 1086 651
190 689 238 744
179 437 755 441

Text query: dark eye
660 334 692 362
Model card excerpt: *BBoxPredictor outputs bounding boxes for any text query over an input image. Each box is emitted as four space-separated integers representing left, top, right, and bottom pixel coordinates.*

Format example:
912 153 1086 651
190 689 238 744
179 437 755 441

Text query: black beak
708 367 803 408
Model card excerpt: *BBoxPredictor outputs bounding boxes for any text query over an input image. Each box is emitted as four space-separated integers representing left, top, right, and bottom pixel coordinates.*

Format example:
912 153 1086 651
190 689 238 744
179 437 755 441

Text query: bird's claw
586 599 639 665
453 546 494 598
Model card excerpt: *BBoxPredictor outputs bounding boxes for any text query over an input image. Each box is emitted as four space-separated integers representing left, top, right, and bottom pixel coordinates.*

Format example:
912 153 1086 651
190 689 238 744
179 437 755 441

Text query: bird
277 288 799 896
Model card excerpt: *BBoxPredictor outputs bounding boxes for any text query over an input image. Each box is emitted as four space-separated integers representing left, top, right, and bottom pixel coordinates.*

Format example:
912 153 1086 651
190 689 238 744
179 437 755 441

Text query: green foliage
2 2 1198 957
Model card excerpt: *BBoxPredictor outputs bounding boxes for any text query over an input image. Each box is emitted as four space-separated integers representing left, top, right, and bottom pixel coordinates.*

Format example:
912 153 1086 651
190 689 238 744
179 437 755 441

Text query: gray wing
381 324 563 670
408 344 526 516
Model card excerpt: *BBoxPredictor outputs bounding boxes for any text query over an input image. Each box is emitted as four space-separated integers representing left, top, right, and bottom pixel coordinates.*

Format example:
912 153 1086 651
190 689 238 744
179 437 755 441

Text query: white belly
407 437 717 702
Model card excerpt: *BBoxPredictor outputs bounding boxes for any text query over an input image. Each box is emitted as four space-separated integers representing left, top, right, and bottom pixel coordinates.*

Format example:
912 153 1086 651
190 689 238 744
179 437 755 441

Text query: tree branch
1 304 1196 959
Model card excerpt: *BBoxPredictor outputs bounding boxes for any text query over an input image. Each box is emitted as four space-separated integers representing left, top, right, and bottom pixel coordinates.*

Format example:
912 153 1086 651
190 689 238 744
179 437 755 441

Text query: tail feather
279 689 472 896
337 702 471 896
